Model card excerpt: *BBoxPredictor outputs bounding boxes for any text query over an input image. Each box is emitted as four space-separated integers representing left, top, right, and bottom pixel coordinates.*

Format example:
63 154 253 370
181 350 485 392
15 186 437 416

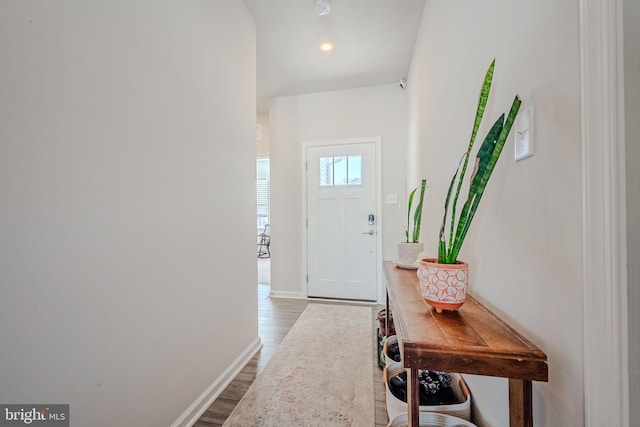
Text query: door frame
301 137 383 303
580 0 629 425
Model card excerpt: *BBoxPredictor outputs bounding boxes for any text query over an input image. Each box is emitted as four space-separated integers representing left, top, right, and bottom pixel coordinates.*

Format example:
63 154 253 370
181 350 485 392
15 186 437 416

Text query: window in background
257 158 270 229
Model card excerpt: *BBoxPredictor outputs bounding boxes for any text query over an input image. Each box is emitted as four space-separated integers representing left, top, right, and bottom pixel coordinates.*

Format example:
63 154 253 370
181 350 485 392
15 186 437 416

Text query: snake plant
438 60 522 264
405 178 427 243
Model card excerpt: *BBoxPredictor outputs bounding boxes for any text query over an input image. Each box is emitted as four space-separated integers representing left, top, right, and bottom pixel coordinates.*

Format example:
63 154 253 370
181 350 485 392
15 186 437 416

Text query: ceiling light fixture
313 0 331 16
319 42 334 52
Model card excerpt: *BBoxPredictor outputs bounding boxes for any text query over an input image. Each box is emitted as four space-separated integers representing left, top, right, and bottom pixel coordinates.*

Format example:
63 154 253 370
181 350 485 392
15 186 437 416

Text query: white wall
624 0 640 420
407 1 582 425
257 113 270 158
269 84 407 300
0 2 257 426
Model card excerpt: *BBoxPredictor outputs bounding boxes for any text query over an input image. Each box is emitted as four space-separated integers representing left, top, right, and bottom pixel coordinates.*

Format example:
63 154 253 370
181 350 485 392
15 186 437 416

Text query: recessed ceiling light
320 42 334 52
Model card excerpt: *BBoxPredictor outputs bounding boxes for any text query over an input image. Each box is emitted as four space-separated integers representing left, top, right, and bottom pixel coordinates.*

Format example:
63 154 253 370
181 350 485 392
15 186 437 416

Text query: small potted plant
396 178 426 268
418 60 521 313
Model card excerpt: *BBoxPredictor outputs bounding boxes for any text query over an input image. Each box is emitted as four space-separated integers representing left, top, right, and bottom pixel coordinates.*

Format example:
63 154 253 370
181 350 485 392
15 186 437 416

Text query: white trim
171 337 263 427
301 137 383 303
269 292 377 306
580 0 629 426
269 290 307 299
374 138 384 304
307 297 377 306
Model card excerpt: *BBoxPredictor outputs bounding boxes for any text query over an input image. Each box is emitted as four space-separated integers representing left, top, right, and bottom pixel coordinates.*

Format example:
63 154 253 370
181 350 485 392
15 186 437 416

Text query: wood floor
193 283 388 427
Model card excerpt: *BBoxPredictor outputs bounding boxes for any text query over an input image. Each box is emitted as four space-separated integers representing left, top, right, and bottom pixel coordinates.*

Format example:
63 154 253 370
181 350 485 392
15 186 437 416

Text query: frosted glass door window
347 155 362 184
334 156 347 185
320 157 333 186
319 155 362 187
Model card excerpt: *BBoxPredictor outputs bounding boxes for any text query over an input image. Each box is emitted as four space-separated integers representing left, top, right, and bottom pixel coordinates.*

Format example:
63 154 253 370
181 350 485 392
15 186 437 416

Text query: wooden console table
383 261 548 427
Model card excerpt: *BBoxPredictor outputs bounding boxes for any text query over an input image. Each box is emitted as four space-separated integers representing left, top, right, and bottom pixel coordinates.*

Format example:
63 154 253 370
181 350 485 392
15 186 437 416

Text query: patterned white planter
417 258 468 313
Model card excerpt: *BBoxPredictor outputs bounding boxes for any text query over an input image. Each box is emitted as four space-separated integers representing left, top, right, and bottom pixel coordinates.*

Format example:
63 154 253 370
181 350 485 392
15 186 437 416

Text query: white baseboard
269 290 306 299
307 297 377 306
171 337 263 427
269 290 379 305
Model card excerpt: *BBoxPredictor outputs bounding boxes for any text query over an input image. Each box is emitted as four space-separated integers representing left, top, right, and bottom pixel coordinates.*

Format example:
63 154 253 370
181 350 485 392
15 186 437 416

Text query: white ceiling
243 0 426 113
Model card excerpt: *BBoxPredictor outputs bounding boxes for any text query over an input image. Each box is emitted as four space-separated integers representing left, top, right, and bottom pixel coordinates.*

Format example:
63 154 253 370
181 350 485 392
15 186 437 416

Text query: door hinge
306 274 309 283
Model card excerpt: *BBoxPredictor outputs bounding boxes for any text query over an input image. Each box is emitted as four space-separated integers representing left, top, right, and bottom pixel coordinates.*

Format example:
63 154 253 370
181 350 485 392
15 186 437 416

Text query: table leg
508 378 533 427
385 291 390 337
408 367 420 427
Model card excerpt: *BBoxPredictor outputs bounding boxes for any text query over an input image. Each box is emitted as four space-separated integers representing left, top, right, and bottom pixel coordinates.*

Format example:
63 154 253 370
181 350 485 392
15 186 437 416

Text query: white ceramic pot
383 361 472 422
386 412 477 427
396 242 424 268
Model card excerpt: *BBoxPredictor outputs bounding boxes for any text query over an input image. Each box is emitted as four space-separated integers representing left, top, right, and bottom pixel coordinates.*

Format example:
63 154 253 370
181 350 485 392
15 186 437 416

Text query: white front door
305 140 378 301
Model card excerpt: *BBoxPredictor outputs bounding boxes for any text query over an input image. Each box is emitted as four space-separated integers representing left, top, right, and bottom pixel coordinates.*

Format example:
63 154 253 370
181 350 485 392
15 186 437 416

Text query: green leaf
469 115 504 192
406 188 417 243
450 115 504 261
469 59 495 152
438 157 463 263
412 179 427 243
477 95 522 194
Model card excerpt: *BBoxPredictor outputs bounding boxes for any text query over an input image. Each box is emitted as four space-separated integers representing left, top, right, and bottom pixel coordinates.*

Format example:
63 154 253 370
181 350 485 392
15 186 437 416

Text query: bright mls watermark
0 405 68 426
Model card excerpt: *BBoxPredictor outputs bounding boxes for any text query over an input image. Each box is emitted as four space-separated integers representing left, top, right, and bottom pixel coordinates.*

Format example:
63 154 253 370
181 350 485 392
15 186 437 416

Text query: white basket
383 361 471 421
387 412 477 427
382 335 401 367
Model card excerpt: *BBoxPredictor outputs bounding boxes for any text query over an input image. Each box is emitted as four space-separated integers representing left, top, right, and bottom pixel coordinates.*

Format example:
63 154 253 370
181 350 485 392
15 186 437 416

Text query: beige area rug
223 304 375 427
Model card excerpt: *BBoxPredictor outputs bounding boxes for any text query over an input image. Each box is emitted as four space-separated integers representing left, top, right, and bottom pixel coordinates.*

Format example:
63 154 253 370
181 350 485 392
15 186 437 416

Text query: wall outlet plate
514 106 534 161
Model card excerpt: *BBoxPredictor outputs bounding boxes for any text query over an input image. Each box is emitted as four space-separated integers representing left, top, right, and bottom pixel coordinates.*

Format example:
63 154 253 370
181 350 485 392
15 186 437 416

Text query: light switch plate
514 106 534 161
386 193 398 204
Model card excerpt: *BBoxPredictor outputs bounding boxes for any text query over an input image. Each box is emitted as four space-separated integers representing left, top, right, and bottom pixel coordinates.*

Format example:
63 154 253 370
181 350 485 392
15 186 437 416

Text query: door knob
362 230 375 235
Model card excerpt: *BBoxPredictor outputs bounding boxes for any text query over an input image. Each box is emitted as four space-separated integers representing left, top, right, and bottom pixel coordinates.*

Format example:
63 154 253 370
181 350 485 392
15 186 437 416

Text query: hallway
193 265 387 426
257 257 270 285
